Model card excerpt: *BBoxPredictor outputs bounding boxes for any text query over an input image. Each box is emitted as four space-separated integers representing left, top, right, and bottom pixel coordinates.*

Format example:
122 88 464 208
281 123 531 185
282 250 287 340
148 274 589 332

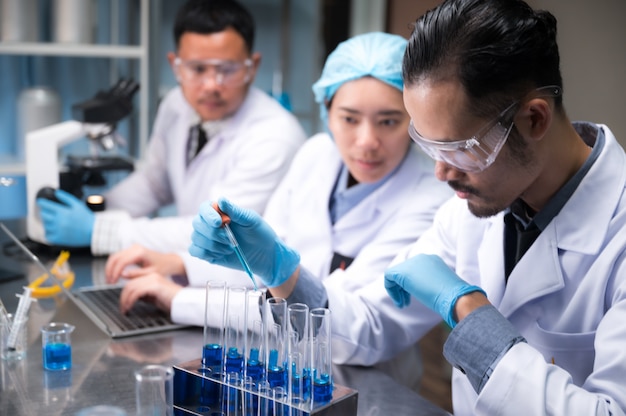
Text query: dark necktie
187 124 208 164
504 212 542 281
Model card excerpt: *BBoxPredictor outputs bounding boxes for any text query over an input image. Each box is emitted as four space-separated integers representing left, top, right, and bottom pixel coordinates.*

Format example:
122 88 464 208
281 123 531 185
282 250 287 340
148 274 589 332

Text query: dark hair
403 0 563 118
173 0 255 53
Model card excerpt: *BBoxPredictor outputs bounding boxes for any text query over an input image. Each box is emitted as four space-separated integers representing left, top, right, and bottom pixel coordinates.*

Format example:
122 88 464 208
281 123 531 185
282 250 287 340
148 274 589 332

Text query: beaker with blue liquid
41 322 75 371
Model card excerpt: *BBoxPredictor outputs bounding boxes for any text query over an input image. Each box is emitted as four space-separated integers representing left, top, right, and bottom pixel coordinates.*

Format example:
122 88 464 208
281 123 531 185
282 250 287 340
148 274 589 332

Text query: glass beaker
41 322 75 371
134 364 174 416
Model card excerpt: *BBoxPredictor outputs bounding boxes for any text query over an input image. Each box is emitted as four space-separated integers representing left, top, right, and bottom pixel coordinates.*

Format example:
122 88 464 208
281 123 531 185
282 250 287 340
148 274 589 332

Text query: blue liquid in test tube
43 343 72 370
201 344 224 407
313 373 333 403
225 346 244 375
291 365 311 402
267 349 286 388
202 343 223 370
246 347 265 382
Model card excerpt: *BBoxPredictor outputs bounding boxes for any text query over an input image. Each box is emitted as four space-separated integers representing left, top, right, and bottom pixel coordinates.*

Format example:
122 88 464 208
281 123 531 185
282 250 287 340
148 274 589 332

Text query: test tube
257 381 272 416
245 290 266 383
224 371 242 416
310 308 333 405
243 292 265 415
246 320 265 383
225 286 247 377
288 351 306 410
242 375 256 416
203 280 227 373
287 303 310 403
265 298 288 389
203 280 227 407
272 386 287 416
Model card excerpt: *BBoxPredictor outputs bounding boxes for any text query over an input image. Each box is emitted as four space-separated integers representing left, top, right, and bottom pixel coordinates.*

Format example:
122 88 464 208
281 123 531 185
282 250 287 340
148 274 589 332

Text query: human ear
516 97 553 142
167 52 181 82
249 52 262 79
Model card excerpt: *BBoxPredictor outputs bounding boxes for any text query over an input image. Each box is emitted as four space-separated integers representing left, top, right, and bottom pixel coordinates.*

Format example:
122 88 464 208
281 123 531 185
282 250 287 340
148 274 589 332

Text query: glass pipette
212 203 258 290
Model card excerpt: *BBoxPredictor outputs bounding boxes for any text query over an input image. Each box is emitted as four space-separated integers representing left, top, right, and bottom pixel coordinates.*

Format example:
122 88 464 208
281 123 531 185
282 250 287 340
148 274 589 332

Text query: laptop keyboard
76 286 175 332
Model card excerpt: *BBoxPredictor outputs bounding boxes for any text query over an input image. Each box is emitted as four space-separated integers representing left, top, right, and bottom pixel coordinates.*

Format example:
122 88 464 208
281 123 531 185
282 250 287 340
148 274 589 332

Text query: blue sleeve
285 266 328 309
443 304 526 393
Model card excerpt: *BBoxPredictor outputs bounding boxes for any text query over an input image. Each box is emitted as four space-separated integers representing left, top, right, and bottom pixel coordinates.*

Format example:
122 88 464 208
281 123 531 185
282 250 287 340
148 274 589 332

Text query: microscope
25 79 139 245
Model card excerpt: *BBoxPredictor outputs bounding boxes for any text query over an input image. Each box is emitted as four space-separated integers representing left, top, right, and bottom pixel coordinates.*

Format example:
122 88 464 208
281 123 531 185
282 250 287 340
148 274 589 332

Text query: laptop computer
0 221 189 338
69 285 189 338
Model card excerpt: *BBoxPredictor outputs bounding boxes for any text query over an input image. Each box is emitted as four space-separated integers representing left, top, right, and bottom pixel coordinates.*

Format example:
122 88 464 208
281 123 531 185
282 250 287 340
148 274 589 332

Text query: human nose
434 160 465 182
198 68 224 88
355 122 380 149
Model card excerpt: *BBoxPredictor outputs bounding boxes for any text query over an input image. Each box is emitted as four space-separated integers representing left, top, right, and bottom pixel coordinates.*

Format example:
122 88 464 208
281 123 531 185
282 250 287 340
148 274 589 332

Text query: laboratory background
0 0 625 414
1 0 625 218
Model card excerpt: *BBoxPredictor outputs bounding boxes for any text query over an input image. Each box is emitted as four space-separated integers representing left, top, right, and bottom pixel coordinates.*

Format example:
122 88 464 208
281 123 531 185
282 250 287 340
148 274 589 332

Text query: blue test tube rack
172 358 358 416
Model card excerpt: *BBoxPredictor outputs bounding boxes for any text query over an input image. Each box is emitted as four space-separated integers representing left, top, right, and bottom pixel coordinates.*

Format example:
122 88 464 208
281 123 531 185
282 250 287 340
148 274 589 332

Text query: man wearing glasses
37 0 306 255
188 0 626 414
377 0 626 414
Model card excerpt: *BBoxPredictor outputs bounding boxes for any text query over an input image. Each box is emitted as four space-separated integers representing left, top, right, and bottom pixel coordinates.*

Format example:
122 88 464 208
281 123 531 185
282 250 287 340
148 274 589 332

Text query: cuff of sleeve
446 285 486 328
286 266 328 309
443 304 526 394
91 210 131 256
170 287 206 327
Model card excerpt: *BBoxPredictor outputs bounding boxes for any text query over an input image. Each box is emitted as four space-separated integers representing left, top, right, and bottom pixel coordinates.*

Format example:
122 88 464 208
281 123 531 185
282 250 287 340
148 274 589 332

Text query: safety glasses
409 85 562 172
173 57 253 87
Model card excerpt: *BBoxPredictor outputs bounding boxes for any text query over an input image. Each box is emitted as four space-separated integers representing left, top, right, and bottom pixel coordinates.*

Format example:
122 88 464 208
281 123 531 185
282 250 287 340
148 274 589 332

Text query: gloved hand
36 189 94 247
384 253 486 328
189 197 300 288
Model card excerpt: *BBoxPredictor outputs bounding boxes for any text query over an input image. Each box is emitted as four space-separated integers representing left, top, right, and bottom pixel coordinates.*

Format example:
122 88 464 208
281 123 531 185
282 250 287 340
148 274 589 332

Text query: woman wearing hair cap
187 30 452 367
108 32 451 387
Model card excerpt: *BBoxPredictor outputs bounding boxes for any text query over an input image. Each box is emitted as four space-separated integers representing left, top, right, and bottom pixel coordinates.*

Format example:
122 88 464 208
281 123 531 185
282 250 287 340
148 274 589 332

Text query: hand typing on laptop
105 245 186 315
106 244 186 283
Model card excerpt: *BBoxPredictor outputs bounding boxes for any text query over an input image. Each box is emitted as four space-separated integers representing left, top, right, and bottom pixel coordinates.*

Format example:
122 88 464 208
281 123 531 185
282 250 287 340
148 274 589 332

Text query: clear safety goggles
409 85 562 173
173 57 253 87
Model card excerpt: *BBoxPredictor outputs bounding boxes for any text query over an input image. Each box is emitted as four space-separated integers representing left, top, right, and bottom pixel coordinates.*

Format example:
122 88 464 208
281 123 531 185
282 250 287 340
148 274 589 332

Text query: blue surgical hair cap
312 32 407 127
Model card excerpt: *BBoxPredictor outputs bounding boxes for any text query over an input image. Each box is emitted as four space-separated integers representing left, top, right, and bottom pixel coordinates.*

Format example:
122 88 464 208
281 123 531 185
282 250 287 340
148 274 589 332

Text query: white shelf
0 42 146 59
0 0 151 159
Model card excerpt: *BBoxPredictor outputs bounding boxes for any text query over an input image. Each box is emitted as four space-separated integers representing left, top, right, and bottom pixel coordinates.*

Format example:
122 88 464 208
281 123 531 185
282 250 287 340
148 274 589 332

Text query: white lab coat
172 133 452 327
91 86 306 255
329 123 626 415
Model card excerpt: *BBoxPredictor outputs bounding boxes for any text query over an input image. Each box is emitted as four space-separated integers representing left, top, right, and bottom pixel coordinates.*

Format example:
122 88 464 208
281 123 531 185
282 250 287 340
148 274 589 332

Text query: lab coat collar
551 123 624 254
496 225 563 317
333 145 428 231
491 123 626 316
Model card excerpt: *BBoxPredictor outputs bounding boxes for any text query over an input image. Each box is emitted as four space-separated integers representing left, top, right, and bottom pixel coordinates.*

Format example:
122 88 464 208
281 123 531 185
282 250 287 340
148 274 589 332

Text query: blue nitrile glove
384 254 486 328
189 197 301 288
36 189 94 247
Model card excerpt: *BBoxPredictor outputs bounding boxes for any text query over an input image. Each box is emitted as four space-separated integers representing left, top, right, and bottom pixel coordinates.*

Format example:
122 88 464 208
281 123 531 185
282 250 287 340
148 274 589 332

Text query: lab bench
0 219 451 416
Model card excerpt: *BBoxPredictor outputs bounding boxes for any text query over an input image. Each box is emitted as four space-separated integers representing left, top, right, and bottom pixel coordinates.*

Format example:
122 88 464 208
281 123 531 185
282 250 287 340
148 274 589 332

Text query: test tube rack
173 358 358 415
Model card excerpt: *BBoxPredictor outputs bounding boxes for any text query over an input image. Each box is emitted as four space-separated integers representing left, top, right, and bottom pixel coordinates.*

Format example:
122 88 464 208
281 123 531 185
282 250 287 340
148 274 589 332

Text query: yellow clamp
27 251 75 298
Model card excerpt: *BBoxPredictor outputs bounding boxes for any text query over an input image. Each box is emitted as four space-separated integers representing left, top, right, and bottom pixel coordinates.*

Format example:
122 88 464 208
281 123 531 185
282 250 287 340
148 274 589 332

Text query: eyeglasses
408 85 562 173
173 57 253 87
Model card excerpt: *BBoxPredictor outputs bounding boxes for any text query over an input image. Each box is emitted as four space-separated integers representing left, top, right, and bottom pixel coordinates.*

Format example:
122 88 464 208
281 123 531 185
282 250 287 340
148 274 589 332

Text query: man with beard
36 0 306 255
